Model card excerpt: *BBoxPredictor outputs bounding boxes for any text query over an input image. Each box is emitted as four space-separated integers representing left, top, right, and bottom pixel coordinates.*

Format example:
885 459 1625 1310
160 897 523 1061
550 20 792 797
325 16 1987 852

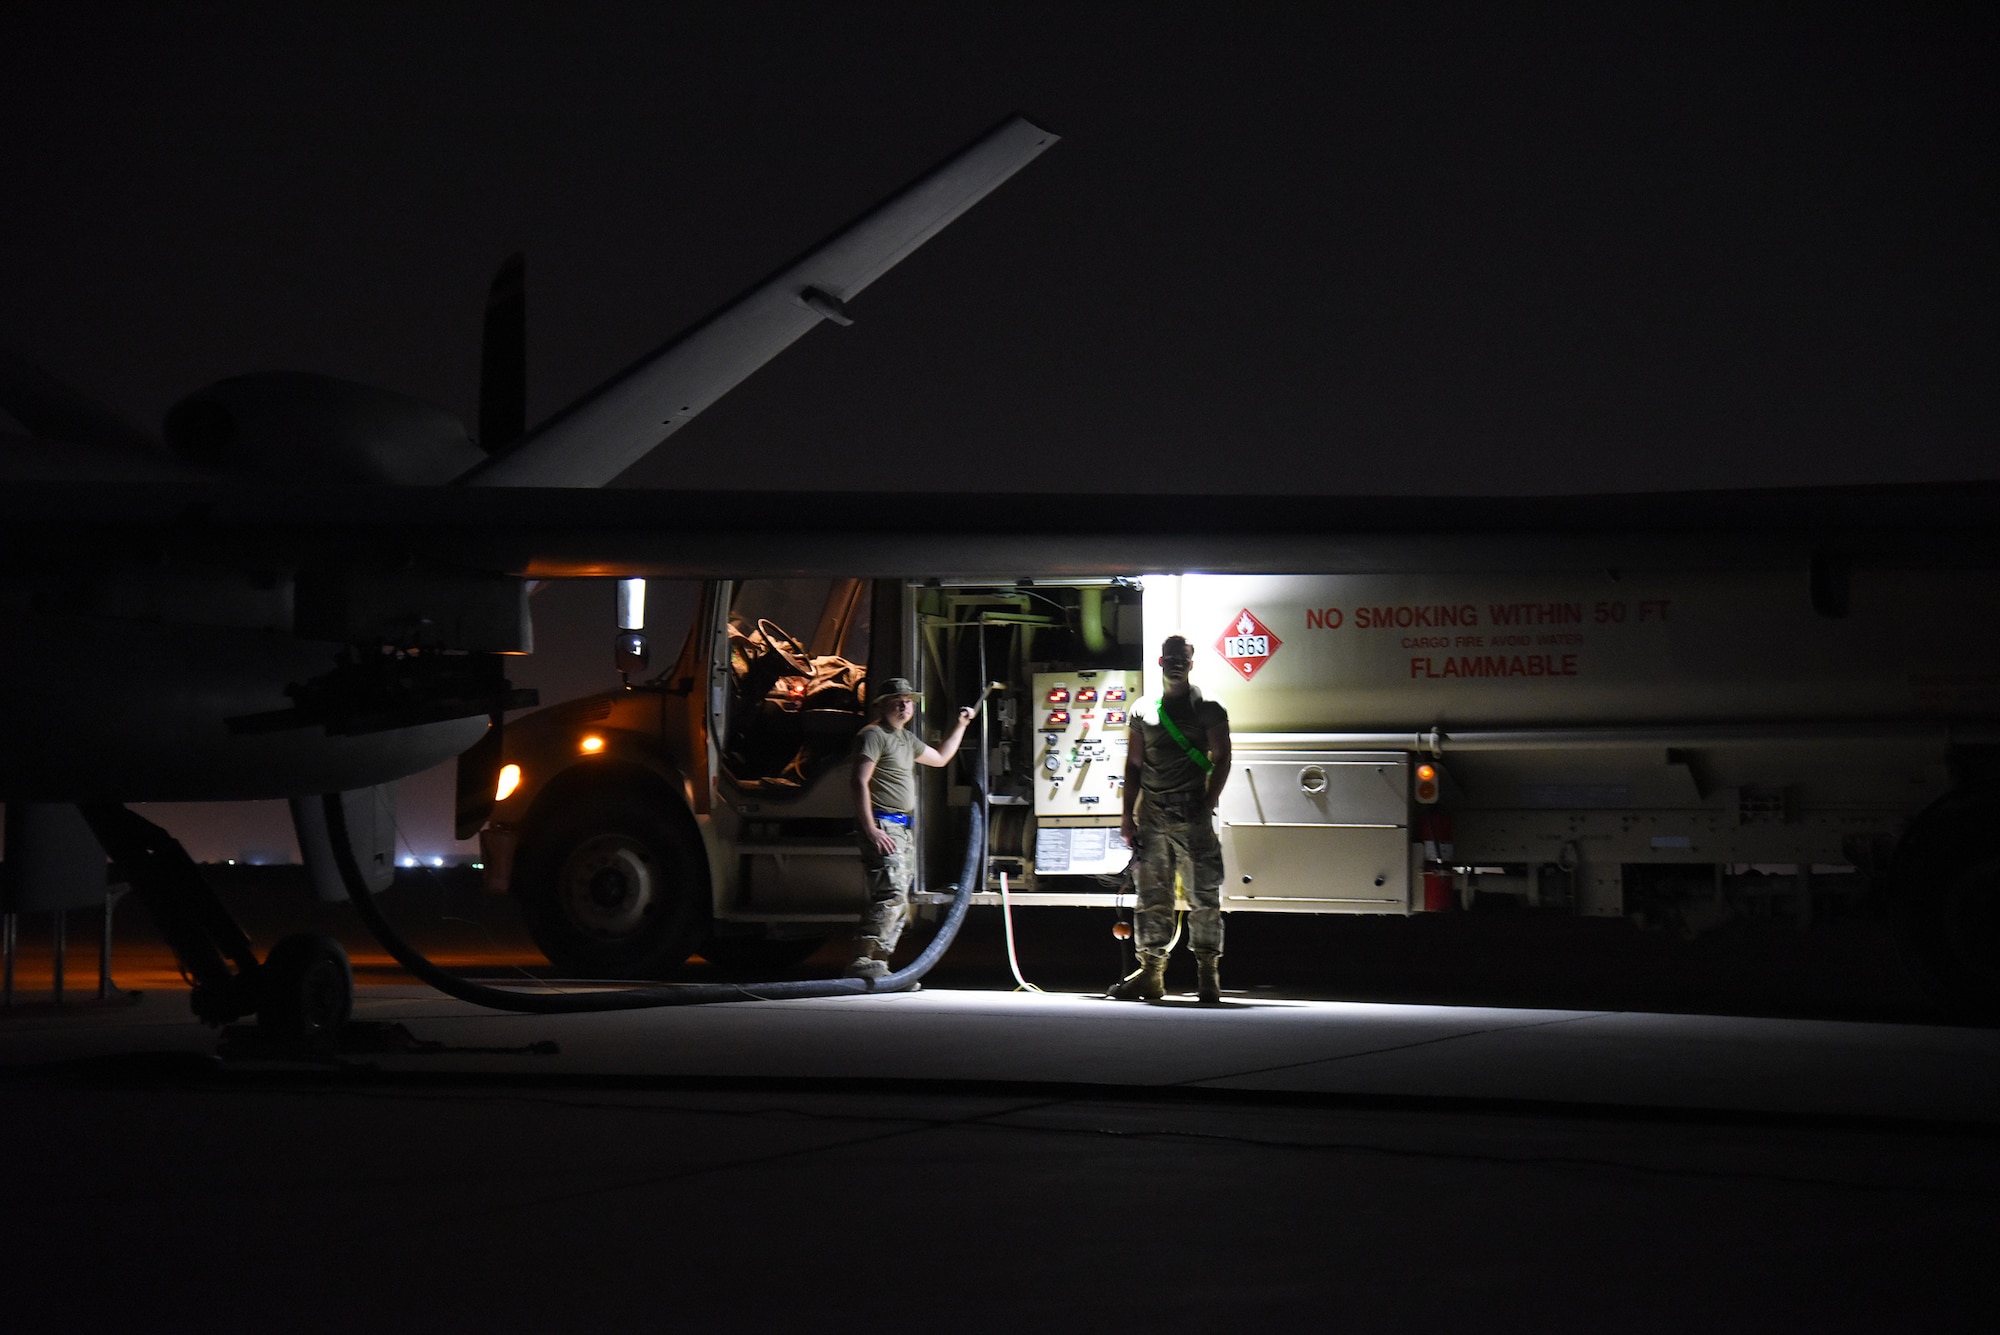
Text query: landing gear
77 805 358 1039
1892 784 2000 1016
257 933 354 1044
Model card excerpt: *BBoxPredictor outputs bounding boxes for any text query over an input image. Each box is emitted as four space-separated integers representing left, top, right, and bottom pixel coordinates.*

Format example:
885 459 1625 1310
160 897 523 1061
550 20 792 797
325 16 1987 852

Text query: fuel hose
326 742 987 1013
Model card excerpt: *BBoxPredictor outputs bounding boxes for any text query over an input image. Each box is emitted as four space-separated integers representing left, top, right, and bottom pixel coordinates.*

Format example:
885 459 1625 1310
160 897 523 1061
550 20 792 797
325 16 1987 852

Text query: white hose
998 871 1041 993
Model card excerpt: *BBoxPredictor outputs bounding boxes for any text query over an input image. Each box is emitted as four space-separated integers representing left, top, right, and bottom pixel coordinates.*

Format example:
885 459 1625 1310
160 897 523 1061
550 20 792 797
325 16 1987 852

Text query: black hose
327 787 984 1013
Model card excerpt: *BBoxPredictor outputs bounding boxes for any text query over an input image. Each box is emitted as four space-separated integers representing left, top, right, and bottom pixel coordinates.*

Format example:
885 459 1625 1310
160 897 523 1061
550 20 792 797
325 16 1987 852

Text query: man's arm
853 754 896 854
1120 719 1145 847
1203 712 1232 816
916 705 979 767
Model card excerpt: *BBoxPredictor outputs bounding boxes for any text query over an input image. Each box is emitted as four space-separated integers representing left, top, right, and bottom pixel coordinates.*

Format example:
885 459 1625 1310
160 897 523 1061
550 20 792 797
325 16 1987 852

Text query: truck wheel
1892 785 2000 1015
513 795 708 978
699 933 830 974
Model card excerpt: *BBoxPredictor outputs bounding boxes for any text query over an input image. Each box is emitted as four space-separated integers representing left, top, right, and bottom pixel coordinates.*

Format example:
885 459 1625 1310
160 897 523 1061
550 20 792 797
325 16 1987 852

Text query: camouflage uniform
852 717 927 960
1133 792 1225 955
1130 685 1229 958
857 816 916 954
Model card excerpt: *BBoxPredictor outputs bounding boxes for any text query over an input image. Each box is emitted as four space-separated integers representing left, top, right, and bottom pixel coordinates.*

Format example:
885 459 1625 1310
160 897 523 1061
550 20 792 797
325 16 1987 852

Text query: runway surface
3 875 1996 1330
5 983 1999 1331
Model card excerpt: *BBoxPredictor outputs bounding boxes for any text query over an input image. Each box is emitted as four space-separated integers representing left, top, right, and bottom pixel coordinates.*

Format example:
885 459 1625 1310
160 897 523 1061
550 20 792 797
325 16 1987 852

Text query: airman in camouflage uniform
848 677 976 980
1110 636 1233 1002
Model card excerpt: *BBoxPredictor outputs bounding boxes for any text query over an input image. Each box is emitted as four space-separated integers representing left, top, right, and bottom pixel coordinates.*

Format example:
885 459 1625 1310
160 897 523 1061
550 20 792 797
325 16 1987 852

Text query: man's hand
1121 813 1138 848
869 823 898 855
921 704 983 767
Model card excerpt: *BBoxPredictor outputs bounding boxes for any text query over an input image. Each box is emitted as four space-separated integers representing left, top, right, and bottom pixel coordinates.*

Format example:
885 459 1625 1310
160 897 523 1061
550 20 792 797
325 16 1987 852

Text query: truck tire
1891 784 2000 1015
512 792 709 978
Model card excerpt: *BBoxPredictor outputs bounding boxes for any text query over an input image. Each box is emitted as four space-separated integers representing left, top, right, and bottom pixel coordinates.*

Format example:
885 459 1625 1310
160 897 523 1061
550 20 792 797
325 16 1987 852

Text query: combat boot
846 940 891 980
1106 950 1167 1002
1195 952 1223 1003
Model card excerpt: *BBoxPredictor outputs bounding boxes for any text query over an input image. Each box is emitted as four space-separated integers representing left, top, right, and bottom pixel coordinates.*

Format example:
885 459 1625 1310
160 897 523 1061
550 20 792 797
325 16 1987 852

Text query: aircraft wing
7 479 1998 581
458 115 1059 489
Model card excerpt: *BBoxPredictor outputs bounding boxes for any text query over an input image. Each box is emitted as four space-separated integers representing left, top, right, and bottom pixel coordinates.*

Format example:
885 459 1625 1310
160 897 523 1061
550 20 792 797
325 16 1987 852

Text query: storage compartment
1218 750 1411 913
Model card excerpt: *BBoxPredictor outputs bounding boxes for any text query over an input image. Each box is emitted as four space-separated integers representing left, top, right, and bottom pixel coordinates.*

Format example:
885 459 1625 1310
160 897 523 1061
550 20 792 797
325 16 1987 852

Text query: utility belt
1139 791 1207 821
874 811 912 827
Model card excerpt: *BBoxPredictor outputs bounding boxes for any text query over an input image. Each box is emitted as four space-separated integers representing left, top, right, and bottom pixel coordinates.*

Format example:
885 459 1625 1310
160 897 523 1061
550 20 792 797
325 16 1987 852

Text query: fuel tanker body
484 567 2000 1010
1160 569 1997 731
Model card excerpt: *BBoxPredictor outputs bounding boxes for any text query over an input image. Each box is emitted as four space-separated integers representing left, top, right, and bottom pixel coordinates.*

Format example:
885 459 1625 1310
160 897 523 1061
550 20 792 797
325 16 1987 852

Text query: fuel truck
477 553 2000 1008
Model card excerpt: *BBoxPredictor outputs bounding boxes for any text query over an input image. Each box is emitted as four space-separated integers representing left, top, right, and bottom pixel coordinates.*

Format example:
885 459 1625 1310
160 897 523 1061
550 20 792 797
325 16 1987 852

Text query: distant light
472 862 484 870
227 859 236 865
400 856 417 868
495 763 522 802
431 856 445 868
579 734 606 754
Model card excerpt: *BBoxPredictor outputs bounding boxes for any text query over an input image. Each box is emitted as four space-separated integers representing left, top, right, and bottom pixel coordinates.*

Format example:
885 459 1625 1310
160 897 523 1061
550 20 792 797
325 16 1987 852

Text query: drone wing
460 115 1058 489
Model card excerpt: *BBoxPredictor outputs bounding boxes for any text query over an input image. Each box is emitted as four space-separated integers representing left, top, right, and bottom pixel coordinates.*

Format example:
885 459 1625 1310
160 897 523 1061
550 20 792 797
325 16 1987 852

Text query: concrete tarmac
4 978 1999 1331
2 878 1996 1331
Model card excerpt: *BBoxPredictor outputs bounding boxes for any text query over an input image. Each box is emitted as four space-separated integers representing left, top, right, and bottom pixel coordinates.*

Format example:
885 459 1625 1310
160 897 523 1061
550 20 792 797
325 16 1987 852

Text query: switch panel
1031 669 1140 818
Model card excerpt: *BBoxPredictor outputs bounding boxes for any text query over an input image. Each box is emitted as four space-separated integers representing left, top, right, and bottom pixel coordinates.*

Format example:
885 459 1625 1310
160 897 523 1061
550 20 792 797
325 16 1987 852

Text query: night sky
2 3 1994 857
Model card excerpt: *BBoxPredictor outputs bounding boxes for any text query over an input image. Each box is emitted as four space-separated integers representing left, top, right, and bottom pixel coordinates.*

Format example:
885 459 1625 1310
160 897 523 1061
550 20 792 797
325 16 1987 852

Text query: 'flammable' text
1409 653 1579 679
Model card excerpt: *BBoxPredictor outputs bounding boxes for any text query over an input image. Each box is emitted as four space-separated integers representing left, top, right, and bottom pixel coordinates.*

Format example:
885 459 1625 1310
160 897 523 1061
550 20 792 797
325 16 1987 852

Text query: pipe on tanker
1079 586 1108 655
325 786 986 1014
1237 721 2000 755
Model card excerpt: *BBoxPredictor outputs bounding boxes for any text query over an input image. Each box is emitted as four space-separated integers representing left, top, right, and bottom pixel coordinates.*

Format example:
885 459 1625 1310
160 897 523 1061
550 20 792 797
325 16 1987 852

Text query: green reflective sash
1146 696 1213 775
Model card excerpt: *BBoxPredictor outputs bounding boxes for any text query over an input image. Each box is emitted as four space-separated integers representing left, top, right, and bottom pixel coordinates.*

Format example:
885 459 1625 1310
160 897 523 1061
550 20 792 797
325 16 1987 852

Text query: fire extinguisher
1415 807 1455 912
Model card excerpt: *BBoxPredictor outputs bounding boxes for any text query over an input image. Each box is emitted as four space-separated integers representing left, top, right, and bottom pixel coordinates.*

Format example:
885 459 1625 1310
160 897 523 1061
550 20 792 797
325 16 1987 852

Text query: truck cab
483 576 886 974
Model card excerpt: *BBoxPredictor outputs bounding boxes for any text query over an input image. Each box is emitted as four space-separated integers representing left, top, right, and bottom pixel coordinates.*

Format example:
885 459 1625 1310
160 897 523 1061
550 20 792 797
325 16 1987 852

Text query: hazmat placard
1215 608 1282 681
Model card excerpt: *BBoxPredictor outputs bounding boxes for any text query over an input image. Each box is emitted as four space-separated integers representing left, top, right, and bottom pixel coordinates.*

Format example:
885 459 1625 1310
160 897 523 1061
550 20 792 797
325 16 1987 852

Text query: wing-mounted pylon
459 114 1058 489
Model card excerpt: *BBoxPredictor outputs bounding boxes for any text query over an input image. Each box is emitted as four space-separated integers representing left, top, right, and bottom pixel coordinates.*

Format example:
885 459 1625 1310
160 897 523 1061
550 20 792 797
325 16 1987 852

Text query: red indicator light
1076 687 1098 703
1045 710 1070 727
1046 687 1070 704
1103 687 1127 702
1106 710 1127 725
1416 763 1436 782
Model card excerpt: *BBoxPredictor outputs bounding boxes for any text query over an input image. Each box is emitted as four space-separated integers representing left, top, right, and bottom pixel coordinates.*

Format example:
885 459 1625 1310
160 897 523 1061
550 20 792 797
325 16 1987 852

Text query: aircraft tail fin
457 114 1058 489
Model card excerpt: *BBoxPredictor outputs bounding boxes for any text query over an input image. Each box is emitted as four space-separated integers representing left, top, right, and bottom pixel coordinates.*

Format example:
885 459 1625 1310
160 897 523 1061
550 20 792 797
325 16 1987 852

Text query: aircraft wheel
513 793 708 978
1892 784 2000 1016
258 933 354 1044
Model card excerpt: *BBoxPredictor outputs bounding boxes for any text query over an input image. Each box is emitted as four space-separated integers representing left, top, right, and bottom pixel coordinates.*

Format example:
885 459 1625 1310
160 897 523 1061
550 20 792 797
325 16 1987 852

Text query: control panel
1031 669 1139 818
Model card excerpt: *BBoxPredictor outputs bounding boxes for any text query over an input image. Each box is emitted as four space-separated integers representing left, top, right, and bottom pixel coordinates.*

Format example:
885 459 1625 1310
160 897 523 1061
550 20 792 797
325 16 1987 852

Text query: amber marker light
1414 762 1439 803
494 764 522 802
579 735 606 754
